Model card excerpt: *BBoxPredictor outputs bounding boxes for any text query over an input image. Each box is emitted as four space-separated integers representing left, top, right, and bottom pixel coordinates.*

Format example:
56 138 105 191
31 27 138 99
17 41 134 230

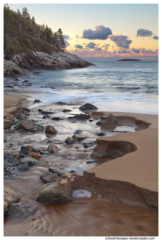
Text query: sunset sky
8 4 158 60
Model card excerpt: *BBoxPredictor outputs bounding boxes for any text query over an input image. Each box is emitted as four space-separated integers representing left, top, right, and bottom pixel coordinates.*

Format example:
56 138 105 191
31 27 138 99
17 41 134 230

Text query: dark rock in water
41 172 58 183
42 114 50 119
107 113 113 117
72 134 86 140
4 153 20 167
18 120 44 132
15 77 19 81
63 109 71 112
18 164 29 172
68 114 90 120
47 144 59 154
4 187 20 213
69 170 75 173
73 130 82 134
89 119 94 122
41 111 53 115
34 99 41 103
86 160 99 164
20 157 38 166
45 125 57 134
19 145 40 156
65 137 77 144
33 71 41 75
49 167 68 176
38 109 43 113
82 142 94 148
8 202 35 218
52 117 63 121
97 132 105 136
4 137 10 142
56 102 67 105
18 107 30 112
79 103 97 111
22 80 29 83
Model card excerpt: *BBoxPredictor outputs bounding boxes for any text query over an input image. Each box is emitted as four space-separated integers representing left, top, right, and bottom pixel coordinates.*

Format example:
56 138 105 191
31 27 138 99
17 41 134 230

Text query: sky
8 4 158 60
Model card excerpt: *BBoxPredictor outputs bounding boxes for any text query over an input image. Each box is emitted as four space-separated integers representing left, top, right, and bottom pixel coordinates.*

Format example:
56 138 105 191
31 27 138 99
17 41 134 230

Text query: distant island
118 59 141 61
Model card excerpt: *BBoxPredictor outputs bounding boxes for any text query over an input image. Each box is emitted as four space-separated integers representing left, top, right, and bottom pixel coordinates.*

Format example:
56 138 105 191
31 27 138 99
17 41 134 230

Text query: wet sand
4 92 158 236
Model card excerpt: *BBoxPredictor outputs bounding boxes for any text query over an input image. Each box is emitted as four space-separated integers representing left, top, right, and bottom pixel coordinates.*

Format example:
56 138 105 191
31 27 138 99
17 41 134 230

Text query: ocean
5 59 158 114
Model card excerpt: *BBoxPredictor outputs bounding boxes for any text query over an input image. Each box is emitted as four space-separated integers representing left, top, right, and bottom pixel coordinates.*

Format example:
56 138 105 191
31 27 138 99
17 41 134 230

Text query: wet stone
65 137 77 144
41 111 53 115
86 160 99 164
63 109 71 112
45 125 57 134
47 144 59 154
20 157 38 166
18 164 29 172
4 137 10 142
42 114 50 119
97 132 106 136
41 172 58 183
68 114 90 120
8 202 35 218
34 99 41 103
52 117 63 121
49 167 67 177
73 130 82 134
82 142 94 148
79 103 97 111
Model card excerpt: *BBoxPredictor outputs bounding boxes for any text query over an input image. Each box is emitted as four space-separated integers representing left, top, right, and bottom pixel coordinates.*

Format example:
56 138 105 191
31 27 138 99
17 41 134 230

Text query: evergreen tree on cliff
57 28 66 51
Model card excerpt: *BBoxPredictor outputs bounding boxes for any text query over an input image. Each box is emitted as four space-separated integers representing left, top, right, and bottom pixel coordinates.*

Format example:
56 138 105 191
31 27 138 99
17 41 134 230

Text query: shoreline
4 92 158 209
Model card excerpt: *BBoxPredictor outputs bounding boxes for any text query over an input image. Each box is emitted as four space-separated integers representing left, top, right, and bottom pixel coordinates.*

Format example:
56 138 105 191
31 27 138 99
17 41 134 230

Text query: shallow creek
4 102 158 236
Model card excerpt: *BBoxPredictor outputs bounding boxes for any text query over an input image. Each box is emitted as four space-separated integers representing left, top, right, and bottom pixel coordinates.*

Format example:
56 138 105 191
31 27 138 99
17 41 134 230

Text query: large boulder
20 121 44 132
47 144 59 154
8 202 35 218
36 173 73 203
79 103 97 111
4 186 20 213
45 125 57 134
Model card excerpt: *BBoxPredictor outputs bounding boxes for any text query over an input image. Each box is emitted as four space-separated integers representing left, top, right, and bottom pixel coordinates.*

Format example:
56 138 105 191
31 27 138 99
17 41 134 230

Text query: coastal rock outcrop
4 59 29 77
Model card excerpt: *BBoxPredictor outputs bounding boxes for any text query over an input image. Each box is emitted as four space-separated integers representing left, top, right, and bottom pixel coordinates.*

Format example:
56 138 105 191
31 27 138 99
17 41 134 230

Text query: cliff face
4 51 93 77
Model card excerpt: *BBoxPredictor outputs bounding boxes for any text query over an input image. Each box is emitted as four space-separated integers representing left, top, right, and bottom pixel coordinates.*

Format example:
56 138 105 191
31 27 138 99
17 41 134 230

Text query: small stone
20 157 38 166
42 114 50 119
97 132 105 136
49 167 67 176
68 114 90 120
89 119 94 122
63 109 71 112
65 137 77 144
38 109 43 113
18 164 29 172
8 202 35 218
73 130 82 134
4 137 10 142
52 117 63 121
30 152 41 160
72 134 86 140
47 144 59 154
12 153 20 160
41 111 53 115
82 142 94 148
86 160 99 164
34 99 41 103
45 125 57 134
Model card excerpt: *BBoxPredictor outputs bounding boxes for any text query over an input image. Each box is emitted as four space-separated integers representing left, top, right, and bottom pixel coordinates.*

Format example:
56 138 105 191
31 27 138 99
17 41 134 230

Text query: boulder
97 115 118 125
36 173 73 203
4 186 20 213
45 125 57 134
8 202 35 218
41 172 58 183
19 120 44 132
79 103 97 111
30 152 41 160
65 137 77 144
4 120 12 129
20 157 38 166
49 167 67 176
47 144 59 154
19 145 40 157
68 114 90 120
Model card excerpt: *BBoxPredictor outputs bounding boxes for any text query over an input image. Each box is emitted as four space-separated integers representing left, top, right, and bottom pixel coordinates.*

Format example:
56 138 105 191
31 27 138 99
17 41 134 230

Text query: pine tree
17 9 21 15
22 7 30 19
57 28 66 50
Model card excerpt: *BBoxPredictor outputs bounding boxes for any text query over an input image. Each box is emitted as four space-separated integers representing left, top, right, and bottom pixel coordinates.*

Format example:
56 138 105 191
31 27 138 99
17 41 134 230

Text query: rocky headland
4 51 93 77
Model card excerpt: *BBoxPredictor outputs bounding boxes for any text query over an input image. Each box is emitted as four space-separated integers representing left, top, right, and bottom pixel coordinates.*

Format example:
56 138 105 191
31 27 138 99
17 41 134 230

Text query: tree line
4 4 66 56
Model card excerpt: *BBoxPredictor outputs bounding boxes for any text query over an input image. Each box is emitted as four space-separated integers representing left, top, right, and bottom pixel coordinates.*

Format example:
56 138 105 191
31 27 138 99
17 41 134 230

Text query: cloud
132 48 139 53
110 35 132 49
82 25 112 40
76 35 79 39
63 35 70 40
137 29 153 37
75 44 83 49
118 49 130 53
87 42 96 49
102 44 110 50
64 39 70 47
95 47 101 51
153 36 158 40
